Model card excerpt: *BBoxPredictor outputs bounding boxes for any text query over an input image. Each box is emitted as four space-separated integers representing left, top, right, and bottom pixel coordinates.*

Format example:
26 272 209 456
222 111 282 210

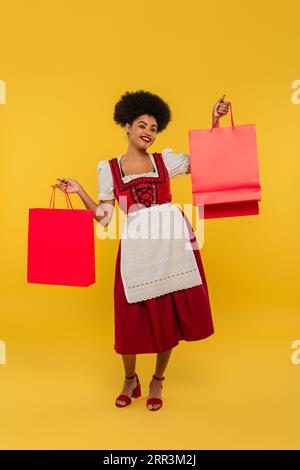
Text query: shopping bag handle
49 186 74 209
210 101 235 133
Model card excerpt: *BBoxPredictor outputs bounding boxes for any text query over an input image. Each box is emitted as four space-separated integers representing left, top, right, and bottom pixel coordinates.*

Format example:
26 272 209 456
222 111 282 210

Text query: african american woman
53 90 229 411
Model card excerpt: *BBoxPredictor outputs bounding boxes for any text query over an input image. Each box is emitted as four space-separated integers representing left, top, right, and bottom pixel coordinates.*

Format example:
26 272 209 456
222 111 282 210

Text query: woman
53 90 229 411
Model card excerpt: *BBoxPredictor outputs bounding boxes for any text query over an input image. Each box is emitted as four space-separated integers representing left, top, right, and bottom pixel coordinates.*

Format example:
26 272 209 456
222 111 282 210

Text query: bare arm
212 115 220 128
77 186 115 224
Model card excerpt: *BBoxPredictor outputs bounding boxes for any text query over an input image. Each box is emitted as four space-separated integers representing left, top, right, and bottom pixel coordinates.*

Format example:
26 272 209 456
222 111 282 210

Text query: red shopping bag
27 187 95 287
188 102 261 219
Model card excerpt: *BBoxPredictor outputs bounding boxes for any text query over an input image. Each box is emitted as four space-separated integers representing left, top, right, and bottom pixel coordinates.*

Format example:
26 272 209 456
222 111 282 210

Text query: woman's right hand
51 178 81 194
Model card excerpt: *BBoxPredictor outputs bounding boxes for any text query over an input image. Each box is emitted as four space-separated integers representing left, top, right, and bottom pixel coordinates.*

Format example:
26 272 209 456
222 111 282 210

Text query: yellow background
0 0 300 450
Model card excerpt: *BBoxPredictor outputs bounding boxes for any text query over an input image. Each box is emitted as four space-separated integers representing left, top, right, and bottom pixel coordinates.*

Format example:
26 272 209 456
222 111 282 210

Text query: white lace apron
120 202 202 303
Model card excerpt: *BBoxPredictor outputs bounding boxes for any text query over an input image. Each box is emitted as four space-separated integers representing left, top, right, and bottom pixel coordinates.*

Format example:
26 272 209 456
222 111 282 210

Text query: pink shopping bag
188 102 261 219
27 187 95 287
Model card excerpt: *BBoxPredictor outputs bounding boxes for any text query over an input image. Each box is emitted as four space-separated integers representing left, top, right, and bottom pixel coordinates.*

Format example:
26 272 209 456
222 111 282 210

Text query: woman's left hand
212 95 230 119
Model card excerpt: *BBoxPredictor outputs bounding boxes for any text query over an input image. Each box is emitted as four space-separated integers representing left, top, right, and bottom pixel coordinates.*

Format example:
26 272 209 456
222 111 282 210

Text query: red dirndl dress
108 152 214 354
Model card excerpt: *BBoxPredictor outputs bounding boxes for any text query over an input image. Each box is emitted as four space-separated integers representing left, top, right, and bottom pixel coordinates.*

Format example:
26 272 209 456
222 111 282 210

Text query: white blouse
97 148 190 201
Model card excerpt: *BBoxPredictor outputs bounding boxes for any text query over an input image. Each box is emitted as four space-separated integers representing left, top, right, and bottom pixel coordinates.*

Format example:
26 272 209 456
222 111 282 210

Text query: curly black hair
113 89 172 133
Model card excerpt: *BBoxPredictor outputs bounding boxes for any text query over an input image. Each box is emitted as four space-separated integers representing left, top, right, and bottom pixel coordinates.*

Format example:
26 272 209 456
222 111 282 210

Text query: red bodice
108 153 172 215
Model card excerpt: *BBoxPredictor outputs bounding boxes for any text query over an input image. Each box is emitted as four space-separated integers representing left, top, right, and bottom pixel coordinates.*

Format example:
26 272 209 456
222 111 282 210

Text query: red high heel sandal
115 373 141 407
146 374 165 411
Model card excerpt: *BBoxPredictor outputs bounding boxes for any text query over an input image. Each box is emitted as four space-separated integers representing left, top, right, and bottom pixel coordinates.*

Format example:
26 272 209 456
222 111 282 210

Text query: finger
215 100 226 111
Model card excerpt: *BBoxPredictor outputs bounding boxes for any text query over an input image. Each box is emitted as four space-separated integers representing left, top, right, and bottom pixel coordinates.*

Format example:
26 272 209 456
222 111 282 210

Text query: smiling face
125 114 158 150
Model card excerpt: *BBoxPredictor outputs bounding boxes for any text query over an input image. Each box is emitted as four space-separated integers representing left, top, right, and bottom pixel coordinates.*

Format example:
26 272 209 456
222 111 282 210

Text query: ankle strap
153 374 165 381
125 373 136 379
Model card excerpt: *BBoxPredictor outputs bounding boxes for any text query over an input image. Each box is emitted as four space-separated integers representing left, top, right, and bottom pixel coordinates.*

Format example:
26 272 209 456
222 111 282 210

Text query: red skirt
113 210 214 354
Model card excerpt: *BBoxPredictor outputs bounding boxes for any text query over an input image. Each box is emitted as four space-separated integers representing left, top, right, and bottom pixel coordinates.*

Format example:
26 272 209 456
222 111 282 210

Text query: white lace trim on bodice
116 153 159 183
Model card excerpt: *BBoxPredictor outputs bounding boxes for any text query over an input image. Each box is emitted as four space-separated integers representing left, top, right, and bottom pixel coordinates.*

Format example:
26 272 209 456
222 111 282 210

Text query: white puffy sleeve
161 148 190 178
97 159 115 201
